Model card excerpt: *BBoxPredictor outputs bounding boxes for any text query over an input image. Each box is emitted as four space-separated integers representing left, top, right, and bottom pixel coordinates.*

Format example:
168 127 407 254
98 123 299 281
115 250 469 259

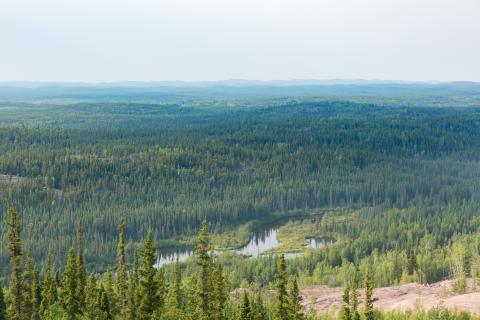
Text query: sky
1 0 479 82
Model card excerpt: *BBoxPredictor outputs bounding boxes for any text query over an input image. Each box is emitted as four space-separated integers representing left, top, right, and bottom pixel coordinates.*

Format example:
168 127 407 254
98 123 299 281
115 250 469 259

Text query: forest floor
301 278 480 314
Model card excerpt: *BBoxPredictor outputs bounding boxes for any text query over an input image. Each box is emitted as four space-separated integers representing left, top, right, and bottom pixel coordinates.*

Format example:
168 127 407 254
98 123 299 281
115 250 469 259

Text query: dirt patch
301 279 480 314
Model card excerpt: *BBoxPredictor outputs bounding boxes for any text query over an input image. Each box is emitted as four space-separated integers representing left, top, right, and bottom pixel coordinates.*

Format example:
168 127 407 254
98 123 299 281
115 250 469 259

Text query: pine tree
340 283 351 320
275 254 288 320
5 208 23 320
117 218 128 319
40 251 57 316
0 286 7 320
350 272 360 320
288 278 304 320
76 221 86 311
238 291 252 320
138 231 160 320
195 220 212 320
364 274 374 320
211 263 226 320
61 246 79 320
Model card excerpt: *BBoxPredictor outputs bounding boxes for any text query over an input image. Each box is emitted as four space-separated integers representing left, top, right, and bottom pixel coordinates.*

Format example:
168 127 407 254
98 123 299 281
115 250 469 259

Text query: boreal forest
1 83 480 319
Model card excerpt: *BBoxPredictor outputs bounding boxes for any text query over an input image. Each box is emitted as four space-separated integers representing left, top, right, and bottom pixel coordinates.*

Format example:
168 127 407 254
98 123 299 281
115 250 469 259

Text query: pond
155 218 331 266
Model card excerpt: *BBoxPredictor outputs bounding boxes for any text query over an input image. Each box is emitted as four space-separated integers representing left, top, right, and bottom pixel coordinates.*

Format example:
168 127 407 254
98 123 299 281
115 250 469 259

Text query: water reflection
156 219 332 266
306 237 334 249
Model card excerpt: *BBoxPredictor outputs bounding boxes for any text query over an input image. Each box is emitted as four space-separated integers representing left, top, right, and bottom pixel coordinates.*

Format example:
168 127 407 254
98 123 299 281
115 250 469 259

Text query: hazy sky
1 0 479 82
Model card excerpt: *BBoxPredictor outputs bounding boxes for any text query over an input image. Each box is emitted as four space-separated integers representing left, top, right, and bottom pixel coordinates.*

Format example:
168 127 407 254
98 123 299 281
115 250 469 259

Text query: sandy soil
301 278 480 314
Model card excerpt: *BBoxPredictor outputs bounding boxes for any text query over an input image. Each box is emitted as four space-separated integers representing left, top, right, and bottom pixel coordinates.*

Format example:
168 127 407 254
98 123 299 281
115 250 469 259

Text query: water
306 237 334 249
156 219 331 266
236 228 280 257
156 248 194 267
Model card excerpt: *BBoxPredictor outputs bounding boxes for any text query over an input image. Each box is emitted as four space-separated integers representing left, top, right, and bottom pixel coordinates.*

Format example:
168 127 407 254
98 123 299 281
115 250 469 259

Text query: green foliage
61 246 80 320
5 208 23 320
288 278 304 320
275 255 288 320
137 231 161 320
340 284 351 320
364 274 374 320
196 221 212 320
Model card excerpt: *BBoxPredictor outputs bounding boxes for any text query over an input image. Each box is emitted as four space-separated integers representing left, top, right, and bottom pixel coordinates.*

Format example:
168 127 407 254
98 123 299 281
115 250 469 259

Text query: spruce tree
211 263 226 320
350 271 360 320
61 246 79 320
195 220 212 320
22 257 35 320
340 283 351 320
275 254 288 320
138 231 160 320
238 291 252 320
251 290 267 320
84 273 99 319
288 278 304 320
172 257 183 310
117 218 128 319
76 221 86 311
126 251 139 320
104 268 116 314
364 274 374 320
40 251 58 316
5 208 23 320
97 286 114 320
31 266 41 320
153 267 166 315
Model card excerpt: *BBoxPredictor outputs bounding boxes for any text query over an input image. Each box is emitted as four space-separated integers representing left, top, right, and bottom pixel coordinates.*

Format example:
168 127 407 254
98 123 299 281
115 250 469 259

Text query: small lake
155 218 331 267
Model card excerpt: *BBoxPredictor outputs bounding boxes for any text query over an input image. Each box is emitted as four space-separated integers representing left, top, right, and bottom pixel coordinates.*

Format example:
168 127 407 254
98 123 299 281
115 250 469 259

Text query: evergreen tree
22 257 35 320
138 231 160 320
126 251 139 320
340 283 351 320
117 218 128 319
350 272 360 320
288 278 304 320
97 286 113 320
238 291 252 320
84 273 99 319
5 208 23 320
211 263 226 320
31 266 41 320
275 254 288 320
172 257 183 310
40 251 57 317
103 268 116 314
0 287 7 320
364 274 374 320
153 267 166 315
195 220 212 320
251 290 267 320
61 246 79 320
76 221 87 311
407 249 417 276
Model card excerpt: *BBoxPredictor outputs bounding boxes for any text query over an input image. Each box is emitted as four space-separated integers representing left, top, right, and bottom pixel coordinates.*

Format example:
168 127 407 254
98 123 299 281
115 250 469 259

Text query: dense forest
1 94 480 318
1 99 480 271
0 208 477 320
